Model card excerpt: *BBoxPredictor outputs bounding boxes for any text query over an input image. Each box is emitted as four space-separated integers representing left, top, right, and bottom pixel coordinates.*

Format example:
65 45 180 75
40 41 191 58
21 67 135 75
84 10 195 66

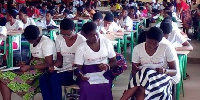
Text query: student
62 9 74 19
138 7 147 18
120 27 178 100
0 25 55 100
40 3 48 17
74 22 117 100
99 13 123 36
93 12 103 32
19 7 36 29
40 10 57 28
152 0 160 10
128 6 139 19
160 21 193 51
74 6 90 19
85 3 96 16
119 7 133 30
27 3 40 17
39 18 86 100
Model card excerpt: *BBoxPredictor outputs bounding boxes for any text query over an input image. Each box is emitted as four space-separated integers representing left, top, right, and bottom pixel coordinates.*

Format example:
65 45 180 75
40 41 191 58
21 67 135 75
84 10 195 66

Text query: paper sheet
1 67 20 72
85 71 109 85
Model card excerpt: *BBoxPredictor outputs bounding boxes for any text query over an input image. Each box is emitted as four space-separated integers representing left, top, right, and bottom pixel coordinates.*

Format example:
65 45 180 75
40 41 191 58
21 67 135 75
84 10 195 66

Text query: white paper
85 71 109 85
1 67 20 72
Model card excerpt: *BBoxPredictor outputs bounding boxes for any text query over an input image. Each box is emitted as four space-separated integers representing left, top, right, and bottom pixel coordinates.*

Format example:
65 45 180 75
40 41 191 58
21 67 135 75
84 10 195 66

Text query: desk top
124 30 137 35
177 51 190 55
7 30 23 36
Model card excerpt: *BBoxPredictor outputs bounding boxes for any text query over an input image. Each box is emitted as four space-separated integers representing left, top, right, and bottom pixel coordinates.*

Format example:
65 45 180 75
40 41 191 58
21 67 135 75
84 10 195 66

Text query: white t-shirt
56 34 86 72
99 22 122 34
132 42 176 69
31 35 56 59
5 20 23 30
152 3 160 9
38 18 57 29
160 37 180 84
74 37 116 65
119 16 133 31
168 29 187 47
22 17 36 29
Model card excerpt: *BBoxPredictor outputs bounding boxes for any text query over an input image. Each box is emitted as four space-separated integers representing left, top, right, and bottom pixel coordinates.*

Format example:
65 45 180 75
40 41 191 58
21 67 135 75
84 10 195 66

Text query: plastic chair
64 85 80 100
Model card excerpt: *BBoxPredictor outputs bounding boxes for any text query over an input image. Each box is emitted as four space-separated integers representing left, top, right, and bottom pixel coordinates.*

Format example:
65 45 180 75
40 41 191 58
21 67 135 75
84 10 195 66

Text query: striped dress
129 67 173 100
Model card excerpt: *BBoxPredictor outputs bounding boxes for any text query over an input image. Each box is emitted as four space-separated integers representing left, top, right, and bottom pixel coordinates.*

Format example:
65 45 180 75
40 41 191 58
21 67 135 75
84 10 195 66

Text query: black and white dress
130 42 179 100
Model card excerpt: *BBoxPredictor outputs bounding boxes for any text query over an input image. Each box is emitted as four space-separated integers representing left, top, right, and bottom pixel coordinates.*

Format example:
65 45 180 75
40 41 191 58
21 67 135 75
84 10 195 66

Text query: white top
160 37 180 84
5 20 23 30
74 37 116 65
22 17 36 29
99 22 122 34
38 18 57 29
119 16 133 31
55 34 86 72
132 42 176 69
31 35 56 59
167 29 187 47
0 26 7 44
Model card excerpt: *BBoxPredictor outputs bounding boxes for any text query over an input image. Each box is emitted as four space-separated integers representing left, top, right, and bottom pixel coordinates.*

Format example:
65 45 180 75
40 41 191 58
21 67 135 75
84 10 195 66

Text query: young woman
74 22 118 100
19 7 36 29
119 7 133 31
39 18 86 100
120 27 178 100
177 0 192 35
128 6 139 19
40 10 57 28
0 25 55 100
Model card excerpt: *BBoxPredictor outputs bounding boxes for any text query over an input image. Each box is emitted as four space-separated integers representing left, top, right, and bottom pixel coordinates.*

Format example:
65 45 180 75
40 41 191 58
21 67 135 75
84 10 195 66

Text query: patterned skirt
181 9 192 29
129 67 173 100
0 58 45 100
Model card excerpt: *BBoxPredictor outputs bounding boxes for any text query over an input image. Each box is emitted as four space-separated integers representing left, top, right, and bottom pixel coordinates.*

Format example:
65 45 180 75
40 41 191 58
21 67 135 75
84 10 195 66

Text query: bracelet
30 65 35 70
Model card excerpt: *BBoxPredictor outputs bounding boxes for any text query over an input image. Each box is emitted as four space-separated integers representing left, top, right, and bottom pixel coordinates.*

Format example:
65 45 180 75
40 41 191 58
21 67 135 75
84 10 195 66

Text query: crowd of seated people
0 0 197 100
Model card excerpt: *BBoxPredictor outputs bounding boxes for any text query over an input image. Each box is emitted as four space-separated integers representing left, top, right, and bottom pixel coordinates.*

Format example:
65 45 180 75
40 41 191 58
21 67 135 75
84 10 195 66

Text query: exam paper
85 71 109 85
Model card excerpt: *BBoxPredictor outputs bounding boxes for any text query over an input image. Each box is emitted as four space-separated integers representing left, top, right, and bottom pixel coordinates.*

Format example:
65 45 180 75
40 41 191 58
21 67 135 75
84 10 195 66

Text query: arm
52 52 63 68
32 55 54 70
165 61 177 76
176 41 193 51
108 57 118 69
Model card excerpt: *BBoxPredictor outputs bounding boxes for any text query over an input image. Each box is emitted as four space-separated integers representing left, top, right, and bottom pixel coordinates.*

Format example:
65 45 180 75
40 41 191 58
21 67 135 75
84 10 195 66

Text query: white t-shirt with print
22 17 36 29
132 42 176 69
31 35 56 59
99 22 122 34
119 16 133 31
168 29 187 47
160 37 180 84
56 34 86 72
5 20 23 30
75 37 116 65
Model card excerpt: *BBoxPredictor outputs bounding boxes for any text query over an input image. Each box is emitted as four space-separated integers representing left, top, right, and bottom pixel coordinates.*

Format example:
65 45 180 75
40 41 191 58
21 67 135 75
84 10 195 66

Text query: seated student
120 27 178 100
74 22 117 100
93 12 103 32
168 3 179 21
99 13 124 37
128 6 139 19
74 6 90 19
156 17 178 30
39 18 86 100
69 2 77 14
40 10 57 29
138 6 147 18
160 21 193 51
27 3 40 18
40 3 48 17
0 25 55 100
19 7 36 29
53 9 75 19
85 3 96 16
119 7 133 31
0 26 7 45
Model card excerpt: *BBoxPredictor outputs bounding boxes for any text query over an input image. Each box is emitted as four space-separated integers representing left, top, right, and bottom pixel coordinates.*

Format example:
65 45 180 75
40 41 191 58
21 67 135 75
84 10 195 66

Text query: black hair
123 6 129 11
23 25 40 40
104 13 114 22
60 18 75 30
0 17 7 26
130 6 137 12
7 9 18 19
167 2 173 7
69 2 73 6
77 6 83 12
139 7 144 11
46 10 54 16
93 12 103 21
138 31 147 44
63 9 70 14
146 27 163 42
82 22 97 34
163 16 172 22
42 3 47 7
20 7 28 14
198 4 200 8
160 22 172 34
162 19 172 24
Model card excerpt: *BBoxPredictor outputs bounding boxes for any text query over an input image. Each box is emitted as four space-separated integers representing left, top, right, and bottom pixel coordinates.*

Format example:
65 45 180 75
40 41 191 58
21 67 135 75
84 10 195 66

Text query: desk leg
117 39 121 53
130 32 134 62
8 36 13 68
50 30 54 40
123 35 127 59
183 55 187 80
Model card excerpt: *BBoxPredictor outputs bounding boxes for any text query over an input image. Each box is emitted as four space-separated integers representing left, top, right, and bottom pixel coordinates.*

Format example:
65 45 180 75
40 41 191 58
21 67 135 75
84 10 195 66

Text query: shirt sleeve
74 44 85 65
42 40 55 57
16 21 24 29
113 22 122 32
30 18 36 25
125 17 133 30
131 45 140 63
55 36 61 52
165 46 177 62
104 39 116 58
